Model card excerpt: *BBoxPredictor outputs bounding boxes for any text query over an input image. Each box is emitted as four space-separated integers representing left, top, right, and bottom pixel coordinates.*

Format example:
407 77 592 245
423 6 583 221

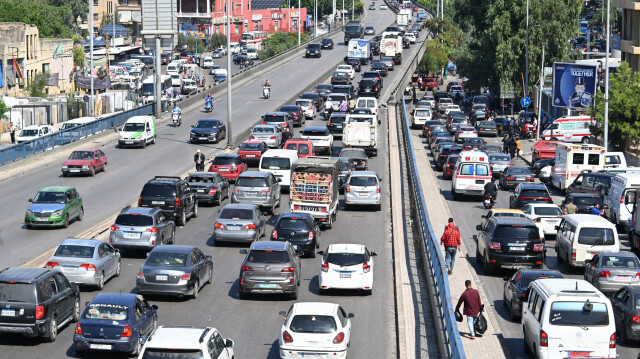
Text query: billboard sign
552 62 597 109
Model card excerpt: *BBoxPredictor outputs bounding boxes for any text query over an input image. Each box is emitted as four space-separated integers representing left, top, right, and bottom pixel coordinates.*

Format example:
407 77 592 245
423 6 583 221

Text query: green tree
0 96 10 120
418 41 448 75
25 71 51 98
45 0 87 26
72 45 86 67
208 33 227 50
591 62 640 150
258 32 308 59
0 0 73 38
100 10 121 26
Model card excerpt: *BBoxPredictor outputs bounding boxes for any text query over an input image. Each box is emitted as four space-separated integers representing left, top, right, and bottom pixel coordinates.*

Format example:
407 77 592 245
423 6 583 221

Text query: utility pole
604 0 610 151
89 0 95 116
226 0 233 148
314 0 317 38
298 0 301 46
536 45 544 142
525 0 529 97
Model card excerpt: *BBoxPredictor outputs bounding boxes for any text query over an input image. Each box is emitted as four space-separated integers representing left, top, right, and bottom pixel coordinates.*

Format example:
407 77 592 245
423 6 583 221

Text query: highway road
409 96 640 359
0 7 431 358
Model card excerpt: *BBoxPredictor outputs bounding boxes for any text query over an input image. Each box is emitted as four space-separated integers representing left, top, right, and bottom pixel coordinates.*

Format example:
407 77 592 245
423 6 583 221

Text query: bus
240 31 269 49
142 75 172 103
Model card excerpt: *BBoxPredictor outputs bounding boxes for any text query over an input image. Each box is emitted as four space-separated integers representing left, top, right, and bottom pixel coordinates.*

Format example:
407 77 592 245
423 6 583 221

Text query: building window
108 1 113 14
274 20 278 32
94 14 99 20
292 19 297 31
94 0 99 5
235 23 239 34
247 2 250 10
216 25 220 33
120 0 129 5
253 20 258 31
42 63 50 73
244 21 248 33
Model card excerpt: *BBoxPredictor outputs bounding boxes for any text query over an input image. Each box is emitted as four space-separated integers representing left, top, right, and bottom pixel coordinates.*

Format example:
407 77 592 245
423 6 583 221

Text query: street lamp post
298 0 301 46
226 0 233 148
89 0 94 116
314 0 317 38
525 0 529 97
351 0 354 21
603 0 610 151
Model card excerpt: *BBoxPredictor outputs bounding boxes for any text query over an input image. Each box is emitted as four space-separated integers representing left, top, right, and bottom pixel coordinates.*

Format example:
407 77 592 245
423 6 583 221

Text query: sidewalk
411 131 509 358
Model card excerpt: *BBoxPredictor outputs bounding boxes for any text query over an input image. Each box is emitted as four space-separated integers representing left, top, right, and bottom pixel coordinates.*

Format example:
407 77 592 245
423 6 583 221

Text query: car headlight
62 165 68 169
82 165 89 169
26 210 33 217
52 210 63 217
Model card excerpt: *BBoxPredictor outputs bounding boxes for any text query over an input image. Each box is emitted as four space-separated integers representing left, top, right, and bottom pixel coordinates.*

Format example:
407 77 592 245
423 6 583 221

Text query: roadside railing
0 103 153 166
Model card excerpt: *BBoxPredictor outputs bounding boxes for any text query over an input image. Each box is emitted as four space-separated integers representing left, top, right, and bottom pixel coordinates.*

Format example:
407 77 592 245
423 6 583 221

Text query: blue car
74 293 158 355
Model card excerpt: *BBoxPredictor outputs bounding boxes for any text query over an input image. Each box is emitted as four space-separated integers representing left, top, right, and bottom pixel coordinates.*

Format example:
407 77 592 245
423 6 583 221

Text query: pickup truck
343 114 378 157
290 157 340 229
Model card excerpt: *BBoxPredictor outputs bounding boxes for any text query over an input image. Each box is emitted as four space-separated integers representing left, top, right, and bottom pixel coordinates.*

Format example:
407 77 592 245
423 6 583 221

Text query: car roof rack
152 176 181 181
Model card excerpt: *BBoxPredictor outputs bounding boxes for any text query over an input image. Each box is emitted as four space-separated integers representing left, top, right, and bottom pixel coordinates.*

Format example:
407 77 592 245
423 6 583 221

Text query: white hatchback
318 243 376 294
455 125 478 142
336 65 355 79
279 302 353 359
521 203 563 237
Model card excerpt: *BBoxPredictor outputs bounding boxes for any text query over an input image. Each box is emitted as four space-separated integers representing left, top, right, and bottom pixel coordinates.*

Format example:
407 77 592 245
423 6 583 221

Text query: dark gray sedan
136 245 213 299
584 251 640 294
213 203 266 244
500 166 535 190
186 171 230 206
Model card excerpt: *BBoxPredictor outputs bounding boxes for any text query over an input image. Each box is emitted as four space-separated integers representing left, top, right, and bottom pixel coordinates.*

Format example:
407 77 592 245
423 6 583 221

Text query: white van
60 117 100 131
555 214 619 267
247 48 258 59
542 116 593 143
551 143 605 190
605 151 627 168
202 56 214 69
15 125 54 143
229 42 240 55
142 75 172 103
259 149 299 190
522 279 616 359
167 61 181 74
605 173 640 226
356 97 379 118
118 115 157 148
451 151 492 199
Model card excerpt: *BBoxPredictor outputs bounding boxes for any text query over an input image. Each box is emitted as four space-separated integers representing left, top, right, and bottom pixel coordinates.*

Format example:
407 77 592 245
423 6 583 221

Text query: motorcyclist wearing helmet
484 179 498 201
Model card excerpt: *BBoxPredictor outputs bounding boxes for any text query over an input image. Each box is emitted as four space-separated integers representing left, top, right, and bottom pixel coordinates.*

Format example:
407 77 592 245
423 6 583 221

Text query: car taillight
281 122 288 127
146 227 158 233
75 323 83 335
138 196 142 205
180 273 191 280
599 270 611 278
261 122 267 125
489 242 500 250
209 188 218 194
175 197 180 206
250 135 255 139
35 305 44 320
540 330 548 347
610 332 616 348
571 249 576 261
526 178 534 182
214 222 225 229
333 332 345 344
80 263 97 271
376 184 381 193
244 223 256 230
322 261 329 272
122 324 132 338
45 261 59 269
472 131 477 134
110 225 119 231
308 232 314 240
270 136 276 139
241 265 253 271
233 189 241 193
363 262 371 273
632 315 640 323
534 217 541 223
282 267 296 272
137 271 144 279
533 244 544 252
506 177 515 181
543 197 551 202
636 272 640 278
261 189 271 195
283 330 294 343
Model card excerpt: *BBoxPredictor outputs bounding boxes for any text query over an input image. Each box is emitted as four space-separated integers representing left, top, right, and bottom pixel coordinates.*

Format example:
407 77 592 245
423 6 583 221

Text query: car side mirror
279 310 287 317
28 198 33 202
317 251 325 256
480 214 486 218
191 125 195 128
239 249 248 255
152 305 159 310
85 301 90 307
225 339 234 348
371 251 378 256
205 255 212 260
277 178 282 182
476 224 482 231
554 225 560 230
114 248 120 253
348 313 355 318
503 276 510 281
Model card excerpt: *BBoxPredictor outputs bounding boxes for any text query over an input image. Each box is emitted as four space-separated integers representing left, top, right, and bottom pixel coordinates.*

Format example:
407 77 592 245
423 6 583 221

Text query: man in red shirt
455 280 482 339
440 217 461 275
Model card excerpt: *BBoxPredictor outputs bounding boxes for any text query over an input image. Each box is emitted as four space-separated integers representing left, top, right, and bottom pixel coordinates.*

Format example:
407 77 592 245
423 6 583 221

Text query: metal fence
0 103 154 166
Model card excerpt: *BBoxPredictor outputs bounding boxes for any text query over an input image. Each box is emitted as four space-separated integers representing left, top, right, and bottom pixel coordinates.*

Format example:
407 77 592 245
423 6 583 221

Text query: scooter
263 87 271 99
483 193 495 209
172 112 182 127
205 100 213 113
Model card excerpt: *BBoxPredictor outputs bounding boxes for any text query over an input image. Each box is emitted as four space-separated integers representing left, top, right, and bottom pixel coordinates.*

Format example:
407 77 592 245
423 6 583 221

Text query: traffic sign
520 97 531 108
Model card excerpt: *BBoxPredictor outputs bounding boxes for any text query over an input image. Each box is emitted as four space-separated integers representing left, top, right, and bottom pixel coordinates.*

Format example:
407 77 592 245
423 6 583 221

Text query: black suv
271 212 321 257
509 183 552 209
139 176 198 226
358 79 380 98
321 38 334 49
361 71 383 87
476 217 545 274
0 267 81 341
305 43 322 58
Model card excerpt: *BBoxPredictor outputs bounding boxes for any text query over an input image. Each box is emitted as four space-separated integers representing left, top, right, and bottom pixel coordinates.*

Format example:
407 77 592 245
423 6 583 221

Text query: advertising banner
552 62 597 109
75 76 111 90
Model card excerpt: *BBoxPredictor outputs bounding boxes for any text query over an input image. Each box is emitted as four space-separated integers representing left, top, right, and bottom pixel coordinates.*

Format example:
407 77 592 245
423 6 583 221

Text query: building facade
0 23 74 97
614 0 640 71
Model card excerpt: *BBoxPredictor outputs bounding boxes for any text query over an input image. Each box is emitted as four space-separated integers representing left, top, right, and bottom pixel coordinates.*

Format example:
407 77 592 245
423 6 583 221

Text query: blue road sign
520 97 531 108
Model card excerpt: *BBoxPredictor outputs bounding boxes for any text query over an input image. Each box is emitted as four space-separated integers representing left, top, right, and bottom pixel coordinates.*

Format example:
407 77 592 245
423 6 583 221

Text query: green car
25 186 84 229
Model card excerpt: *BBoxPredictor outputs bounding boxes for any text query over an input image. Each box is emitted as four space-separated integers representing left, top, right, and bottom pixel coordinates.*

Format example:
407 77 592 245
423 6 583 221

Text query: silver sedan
584 251 640 294
214 203 267 244
46 238 121 289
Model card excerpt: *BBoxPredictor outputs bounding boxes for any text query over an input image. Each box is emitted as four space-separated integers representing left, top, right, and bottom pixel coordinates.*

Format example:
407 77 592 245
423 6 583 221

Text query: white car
380 4 387 9
336 65 355 79
421 95 436 108
300 126 333 155
181 78 198 94
295 98 316 119
412 107 432 129
209 65 222 75
444 104 461 116
539 165 552 183
169 73 182 87
404 32 417 43
318 243 376 293
455 125 478 142
139 326 235 359
279 302 353 359
202 56 214 68
15 125 54 143
521 203 564 238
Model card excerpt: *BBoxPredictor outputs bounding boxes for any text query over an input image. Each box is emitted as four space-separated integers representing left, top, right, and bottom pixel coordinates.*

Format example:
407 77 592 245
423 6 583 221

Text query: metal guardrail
0 103 153 166
399 94 466 359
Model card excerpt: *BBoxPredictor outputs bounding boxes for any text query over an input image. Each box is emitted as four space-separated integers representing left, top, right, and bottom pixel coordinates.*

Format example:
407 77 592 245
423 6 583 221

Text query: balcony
177 11 212 18
612 0 640 9
621 39 640 55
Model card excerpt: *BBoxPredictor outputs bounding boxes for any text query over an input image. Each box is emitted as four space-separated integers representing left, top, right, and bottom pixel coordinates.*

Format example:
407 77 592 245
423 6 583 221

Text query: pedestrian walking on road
194 149 206 171
280 127 292 148
501 135 510 154
455 280 483 340
411 86 417 104
9 123 16 144
440 218 461 275
508 137 517 160
516 138 522 159
564 198 578 214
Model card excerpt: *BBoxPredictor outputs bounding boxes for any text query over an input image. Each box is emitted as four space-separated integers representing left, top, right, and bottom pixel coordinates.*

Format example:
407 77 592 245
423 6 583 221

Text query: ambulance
551 143 606 191
451 151 492 200
541 115 593 144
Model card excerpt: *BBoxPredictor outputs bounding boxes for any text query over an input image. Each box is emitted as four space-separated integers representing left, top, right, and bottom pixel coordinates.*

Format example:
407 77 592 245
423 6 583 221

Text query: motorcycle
205 100 213 113
483 193 495 209
172 112 182 127
263 86 271 99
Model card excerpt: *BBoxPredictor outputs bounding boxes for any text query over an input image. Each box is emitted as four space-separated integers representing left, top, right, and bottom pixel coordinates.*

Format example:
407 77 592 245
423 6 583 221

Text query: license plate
151 201 164 205
125 141 133 144
509 245 526 252
296 205 319 212
198 189 206 193
228 225 240 231
155 275 168 281
258 283 277 288
199 137 207 140
35 217 49 222
301 353 322 357
569 352 590 357
360 192 369 195
89 344 112 350
218 168 230 172
1 309 15 317
614 276 632 282
62 266 76 273
70 169 80 173
245 154 256 158
293 244 300 250
340 272 351 278
124 232 141 239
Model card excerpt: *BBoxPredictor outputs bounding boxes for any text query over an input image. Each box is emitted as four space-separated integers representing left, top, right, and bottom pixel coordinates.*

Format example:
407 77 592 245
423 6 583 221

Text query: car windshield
290 315 337 333
142 183 176 197
509 168 532 175
69 151 95 160
213 157 237 165
296 100 312 107
0 283 35 302
316 84 332 91
326 252 366 266
533 207 562 216
602 255 640 268
263 115 286 123
219 208 253 220
141 349 204 359
19 129 39 136
574 196 601 206
116 213 154 226
33 191 66 204
329 116 345 124
247 250 290 263
236 177 268 187
279 218 311 231
123 123 145 132
302 129 328 136
489 154 510 162
195 120 219 128
493 226 540 240
252 127 275 134
54 245 95 258
146 252 188 267
577 228 615 245
240 142 263 151
334 72 348 77
261 157 291 170
549 301 609 326
84 304 129 321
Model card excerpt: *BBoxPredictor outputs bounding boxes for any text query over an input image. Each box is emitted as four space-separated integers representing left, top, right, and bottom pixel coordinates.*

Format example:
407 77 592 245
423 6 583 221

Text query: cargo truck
380 31 402 64
348 39 372 63
343 114 378 156
290 157 340 229
344 22 364 44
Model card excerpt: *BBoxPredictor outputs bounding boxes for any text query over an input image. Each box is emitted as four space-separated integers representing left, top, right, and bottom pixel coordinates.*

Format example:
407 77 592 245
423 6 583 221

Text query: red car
237 140 268 164
413 5 419 11
208 154 247 182
421 77 439 91
61 149 108 176
443 154 459 180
